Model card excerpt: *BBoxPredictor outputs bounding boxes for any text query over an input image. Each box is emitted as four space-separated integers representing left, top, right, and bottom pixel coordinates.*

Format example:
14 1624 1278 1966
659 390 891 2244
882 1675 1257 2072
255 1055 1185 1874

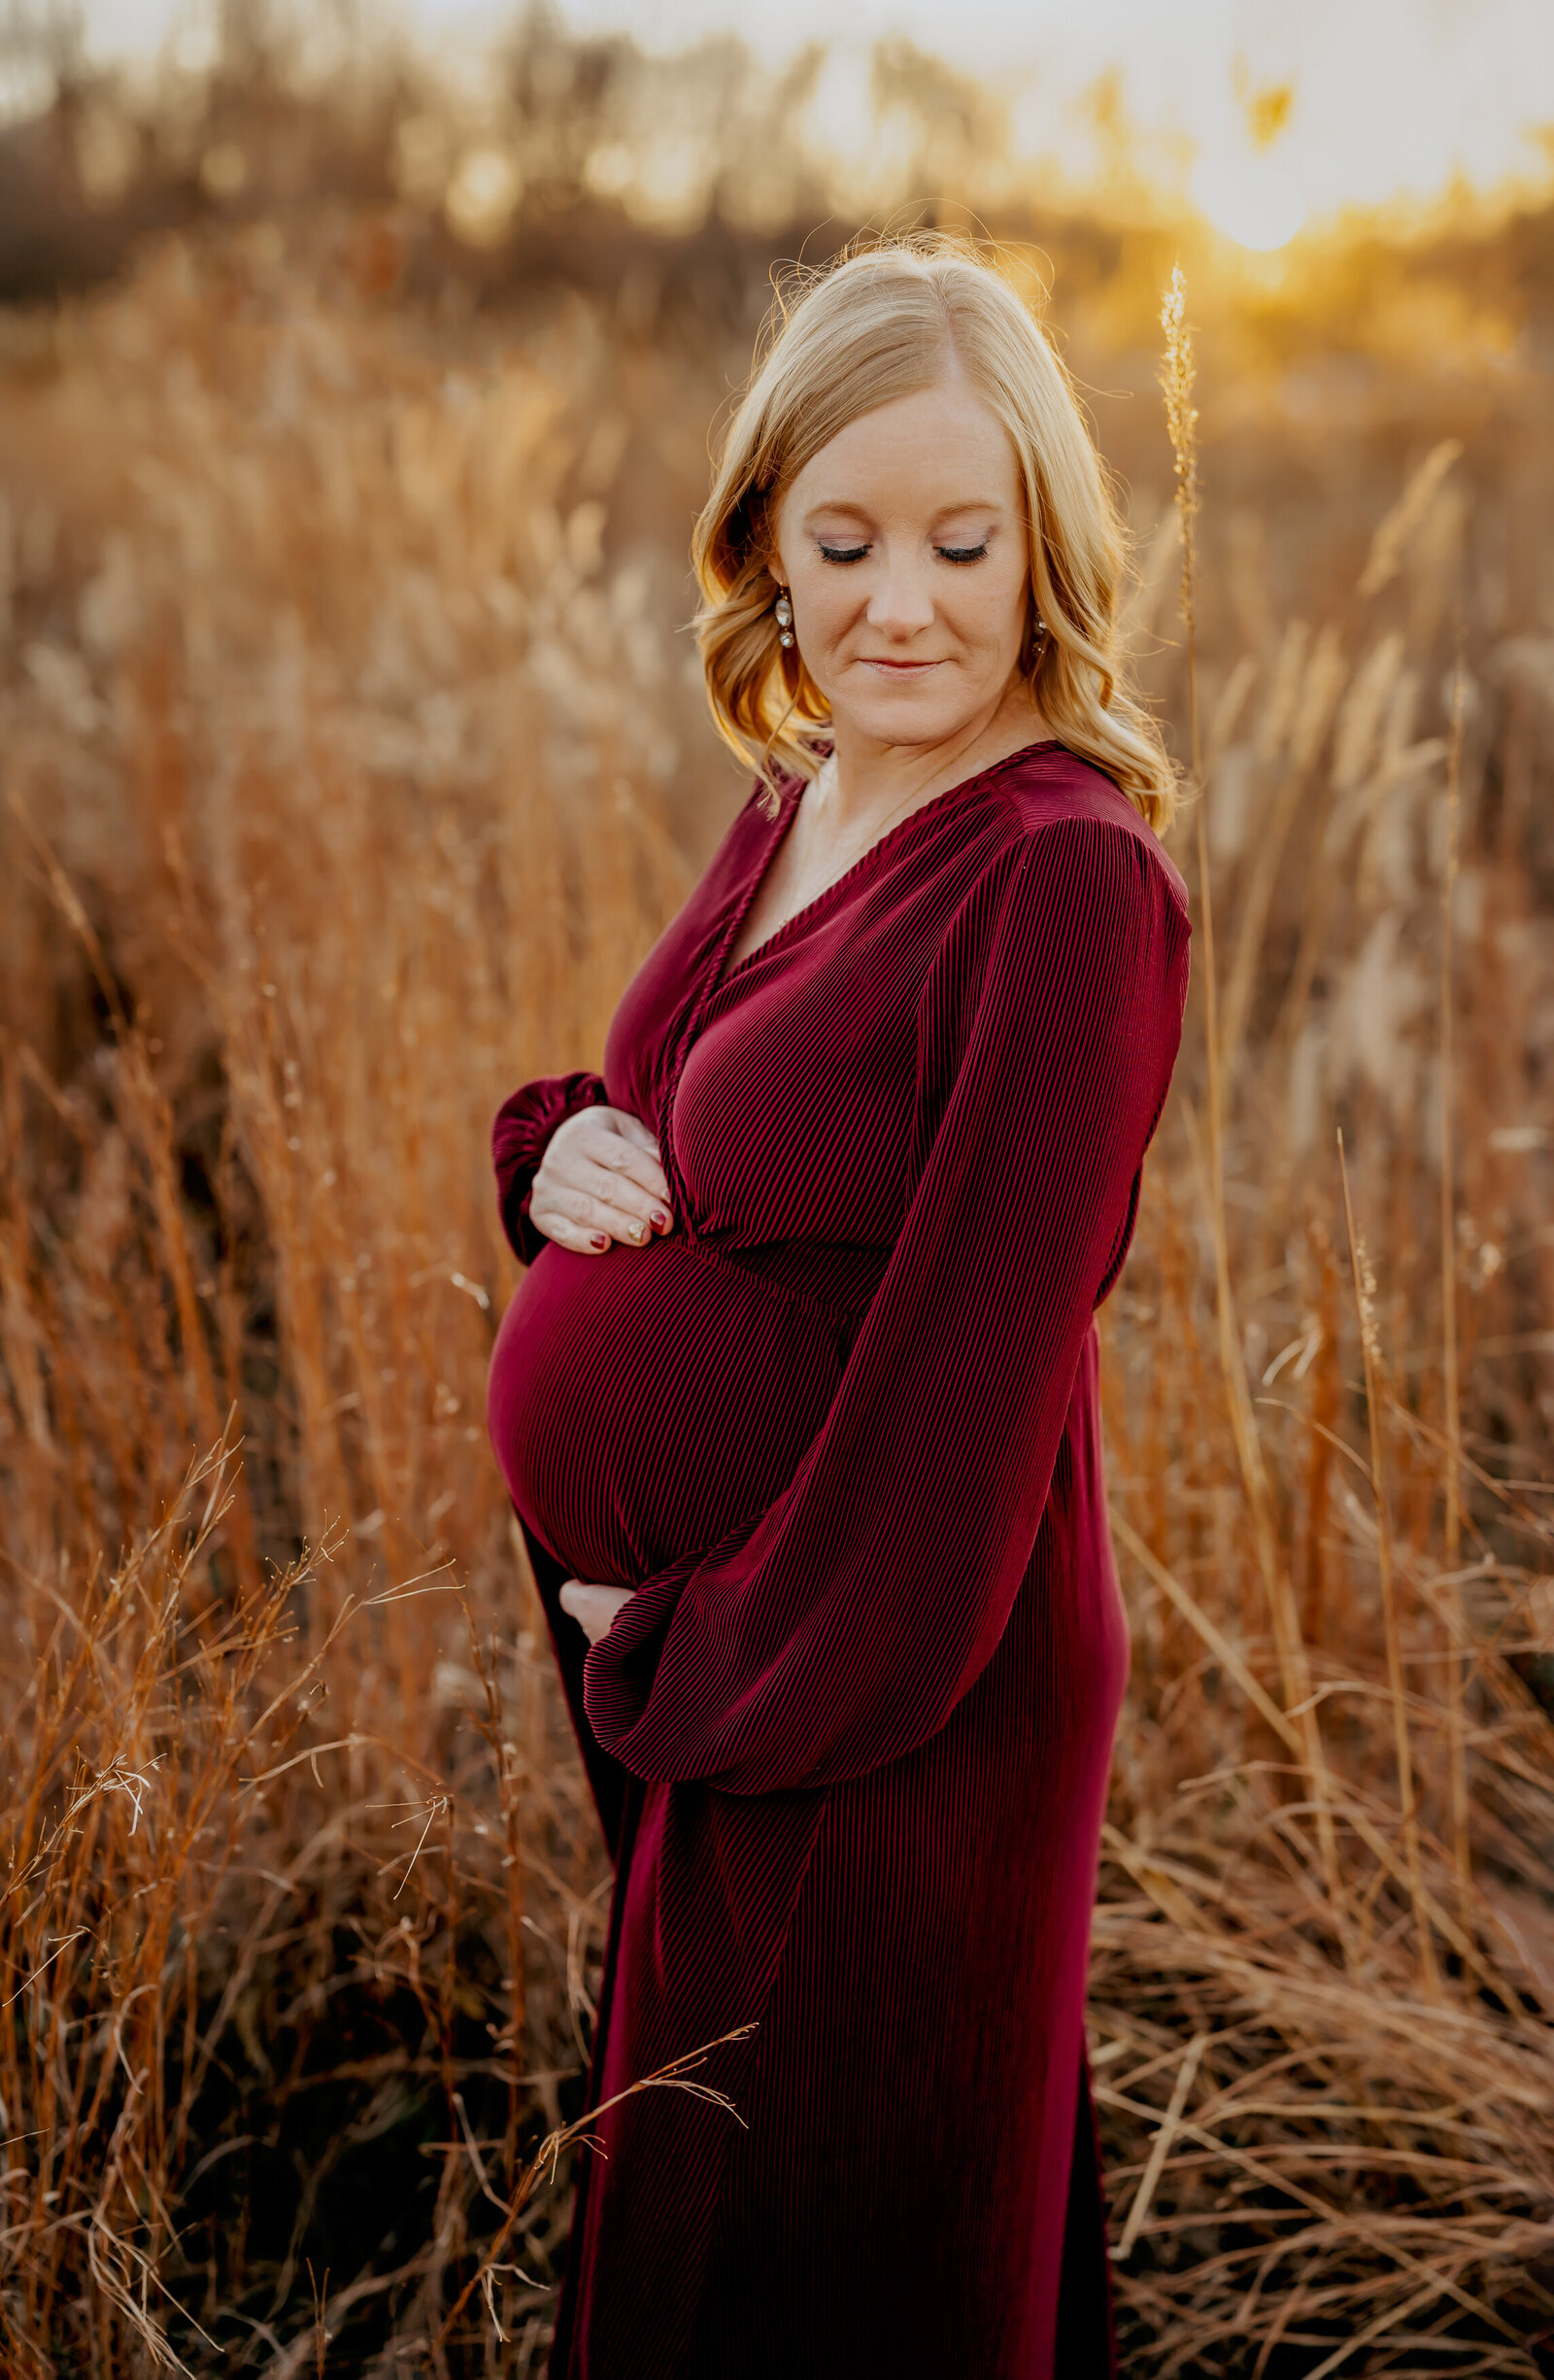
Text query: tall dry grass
0 217 709 2372
0 59 1552 2374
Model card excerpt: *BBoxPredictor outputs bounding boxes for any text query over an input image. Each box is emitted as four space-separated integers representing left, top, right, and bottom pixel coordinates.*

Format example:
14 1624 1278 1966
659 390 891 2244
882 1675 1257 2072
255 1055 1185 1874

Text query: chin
847 695 981 747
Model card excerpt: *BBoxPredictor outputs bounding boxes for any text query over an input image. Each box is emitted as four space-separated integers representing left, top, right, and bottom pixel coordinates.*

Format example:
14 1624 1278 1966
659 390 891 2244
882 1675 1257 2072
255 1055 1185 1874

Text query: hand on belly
530 1105 673 1253
560 1581 633 1643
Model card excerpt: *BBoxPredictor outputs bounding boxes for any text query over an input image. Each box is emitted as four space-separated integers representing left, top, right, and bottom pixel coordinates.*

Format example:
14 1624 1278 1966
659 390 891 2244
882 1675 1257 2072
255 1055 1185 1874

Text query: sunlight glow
1191 152 1308 251
67 0 1554 227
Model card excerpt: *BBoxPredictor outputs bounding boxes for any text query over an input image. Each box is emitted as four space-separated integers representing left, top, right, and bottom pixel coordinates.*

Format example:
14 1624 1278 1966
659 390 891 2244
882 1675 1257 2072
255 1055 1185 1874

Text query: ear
754 486 789 592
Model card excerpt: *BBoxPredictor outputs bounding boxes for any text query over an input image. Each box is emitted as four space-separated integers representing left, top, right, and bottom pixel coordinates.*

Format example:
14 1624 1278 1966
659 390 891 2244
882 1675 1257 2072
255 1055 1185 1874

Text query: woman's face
770 371 1035 754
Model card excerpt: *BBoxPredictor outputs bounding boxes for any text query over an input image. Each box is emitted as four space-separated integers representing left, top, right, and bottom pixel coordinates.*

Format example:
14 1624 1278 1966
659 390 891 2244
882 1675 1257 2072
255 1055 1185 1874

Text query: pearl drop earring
774 590 794 649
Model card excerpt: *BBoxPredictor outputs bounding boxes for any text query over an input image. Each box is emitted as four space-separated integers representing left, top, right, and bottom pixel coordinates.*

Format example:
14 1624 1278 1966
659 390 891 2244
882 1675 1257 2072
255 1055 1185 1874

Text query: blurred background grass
1 5 1553 2373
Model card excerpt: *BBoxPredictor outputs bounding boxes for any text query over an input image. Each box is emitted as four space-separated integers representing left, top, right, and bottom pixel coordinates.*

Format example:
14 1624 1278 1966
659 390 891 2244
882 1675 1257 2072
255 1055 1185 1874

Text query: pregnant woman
487 236 1189 2379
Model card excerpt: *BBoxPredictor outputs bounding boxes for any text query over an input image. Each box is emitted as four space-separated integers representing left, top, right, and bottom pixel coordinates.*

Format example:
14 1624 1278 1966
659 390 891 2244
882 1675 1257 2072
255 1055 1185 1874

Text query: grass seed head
1160 262 1200 633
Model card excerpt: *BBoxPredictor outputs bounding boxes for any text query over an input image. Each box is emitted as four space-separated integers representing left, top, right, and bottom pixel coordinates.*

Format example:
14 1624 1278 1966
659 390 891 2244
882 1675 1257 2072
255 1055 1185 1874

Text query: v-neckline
657 736 1063 1244
714 736 1064 996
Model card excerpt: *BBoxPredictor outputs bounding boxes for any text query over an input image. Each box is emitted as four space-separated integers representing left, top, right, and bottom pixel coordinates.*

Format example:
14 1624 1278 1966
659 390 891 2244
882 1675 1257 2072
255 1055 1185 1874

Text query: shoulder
928 748 1191 1020
992 745 1191 919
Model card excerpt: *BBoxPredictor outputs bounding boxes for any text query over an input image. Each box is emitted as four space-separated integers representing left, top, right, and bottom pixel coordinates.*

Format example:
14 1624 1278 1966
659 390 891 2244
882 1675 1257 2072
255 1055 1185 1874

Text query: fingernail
651 1207 670 1230
628 1220 646 1242
590 1232 609 1250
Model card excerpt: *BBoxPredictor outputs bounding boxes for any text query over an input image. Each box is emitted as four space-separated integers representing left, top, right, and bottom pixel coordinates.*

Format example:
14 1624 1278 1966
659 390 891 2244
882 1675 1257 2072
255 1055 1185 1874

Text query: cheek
947 566 1029 655
792 569 857 651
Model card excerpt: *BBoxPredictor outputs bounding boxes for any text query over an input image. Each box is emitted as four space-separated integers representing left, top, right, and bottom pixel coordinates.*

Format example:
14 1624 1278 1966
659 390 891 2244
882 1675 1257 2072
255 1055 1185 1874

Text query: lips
858 658 942 674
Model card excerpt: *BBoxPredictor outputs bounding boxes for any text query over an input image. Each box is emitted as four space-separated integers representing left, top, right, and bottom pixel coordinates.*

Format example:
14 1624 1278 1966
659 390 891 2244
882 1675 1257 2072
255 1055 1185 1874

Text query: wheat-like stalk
1160 262 1201 755
1159 263 1349 1957
1438 636 1473 1943
1337 1136 1439 1997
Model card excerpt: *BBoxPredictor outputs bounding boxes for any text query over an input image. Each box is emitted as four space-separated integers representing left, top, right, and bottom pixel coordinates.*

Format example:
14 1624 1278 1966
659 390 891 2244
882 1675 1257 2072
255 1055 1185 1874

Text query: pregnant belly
486 1235 846 1588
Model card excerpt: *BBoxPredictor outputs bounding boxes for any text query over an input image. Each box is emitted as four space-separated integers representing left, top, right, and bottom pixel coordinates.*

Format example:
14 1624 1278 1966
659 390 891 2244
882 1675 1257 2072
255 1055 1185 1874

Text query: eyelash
816 542 991 566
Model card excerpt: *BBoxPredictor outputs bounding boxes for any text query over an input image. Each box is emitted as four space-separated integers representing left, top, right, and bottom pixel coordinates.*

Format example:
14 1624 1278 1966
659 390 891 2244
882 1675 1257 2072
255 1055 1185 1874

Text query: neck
821 681 1052 833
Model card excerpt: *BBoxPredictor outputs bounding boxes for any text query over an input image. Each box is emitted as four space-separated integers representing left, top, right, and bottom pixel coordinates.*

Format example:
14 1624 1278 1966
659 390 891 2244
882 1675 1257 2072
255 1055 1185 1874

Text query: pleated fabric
487 740 1191 2377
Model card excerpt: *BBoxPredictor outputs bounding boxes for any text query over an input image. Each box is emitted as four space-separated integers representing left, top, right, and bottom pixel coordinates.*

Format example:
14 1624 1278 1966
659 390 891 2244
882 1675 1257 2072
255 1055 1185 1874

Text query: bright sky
71 0 1554 235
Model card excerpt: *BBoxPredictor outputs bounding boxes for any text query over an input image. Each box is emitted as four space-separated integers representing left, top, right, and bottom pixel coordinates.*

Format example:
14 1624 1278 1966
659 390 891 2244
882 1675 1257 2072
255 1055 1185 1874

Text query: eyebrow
799 499 1008 527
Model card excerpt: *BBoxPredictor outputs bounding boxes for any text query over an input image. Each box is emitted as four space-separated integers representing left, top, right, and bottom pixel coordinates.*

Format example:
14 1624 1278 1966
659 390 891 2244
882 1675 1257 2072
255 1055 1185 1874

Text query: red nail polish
590 1231 609 1250
651 1207 670 1230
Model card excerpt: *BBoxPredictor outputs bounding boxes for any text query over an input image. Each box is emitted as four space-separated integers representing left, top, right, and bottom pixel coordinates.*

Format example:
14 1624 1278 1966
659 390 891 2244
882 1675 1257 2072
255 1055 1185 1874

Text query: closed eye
937 542 989 563
818 542 869 564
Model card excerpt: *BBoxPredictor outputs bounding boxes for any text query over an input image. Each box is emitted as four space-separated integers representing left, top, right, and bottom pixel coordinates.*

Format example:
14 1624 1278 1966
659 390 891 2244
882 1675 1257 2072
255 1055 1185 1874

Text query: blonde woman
487 236 1189 2378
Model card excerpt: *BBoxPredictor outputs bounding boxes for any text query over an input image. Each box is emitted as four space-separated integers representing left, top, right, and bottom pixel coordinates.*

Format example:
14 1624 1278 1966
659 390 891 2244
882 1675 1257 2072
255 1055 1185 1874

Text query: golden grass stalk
1357 438 1464 600
1109 2028 1208 2262
1336 1130 1439 1997
1160 266 1201 700
1159 267 1351 1956
432 2022 758 2352
1438 643 1472 1942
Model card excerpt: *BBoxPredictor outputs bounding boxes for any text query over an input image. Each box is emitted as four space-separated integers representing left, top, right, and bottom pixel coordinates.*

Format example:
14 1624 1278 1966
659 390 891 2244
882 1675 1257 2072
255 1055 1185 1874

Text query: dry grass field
0 22 1552 2375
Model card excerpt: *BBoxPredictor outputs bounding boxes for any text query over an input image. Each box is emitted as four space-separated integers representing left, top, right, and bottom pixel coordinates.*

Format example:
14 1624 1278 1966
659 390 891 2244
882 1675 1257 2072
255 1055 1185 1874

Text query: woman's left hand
559 1581 633 1644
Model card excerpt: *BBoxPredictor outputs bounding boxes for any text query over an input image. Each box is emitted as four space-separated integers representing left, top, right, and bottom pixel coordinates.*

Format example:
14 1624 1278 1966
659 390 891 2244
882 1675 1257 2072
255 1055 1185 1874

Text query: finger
561 1581 627 1606
527 1205 615 1255
579 1132 671 1211
610 1110 664 1163
535 1182 665 1246
569 1156 671 1229
559 1583 605 1640
559 1582 629 1642
546 1133 670 1217
591 1204 656 1247
531 1197 652 1250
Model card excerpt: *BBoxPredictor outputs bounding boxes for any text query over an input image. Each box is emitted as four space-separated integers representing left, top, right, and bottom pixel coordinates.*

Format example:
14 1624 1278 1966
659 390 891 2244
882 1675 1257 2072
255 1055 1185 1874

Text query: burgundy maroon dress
486 739 1190 2378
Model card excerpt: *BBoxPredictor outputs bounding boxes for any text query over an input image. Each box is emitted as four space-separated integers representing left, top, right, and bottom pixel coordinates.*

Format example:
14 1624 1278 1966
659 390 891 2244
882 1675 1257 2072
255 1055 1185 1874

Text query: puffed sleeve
581 814 1190 1793
492 1071 609 1266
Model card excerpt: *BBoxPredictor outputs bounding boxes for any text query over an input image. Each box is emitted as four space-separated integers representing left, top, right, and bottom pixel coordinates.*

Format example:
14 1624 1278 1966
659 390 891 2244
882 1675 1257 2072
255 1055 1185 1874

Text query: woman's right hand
528 1105 674 1254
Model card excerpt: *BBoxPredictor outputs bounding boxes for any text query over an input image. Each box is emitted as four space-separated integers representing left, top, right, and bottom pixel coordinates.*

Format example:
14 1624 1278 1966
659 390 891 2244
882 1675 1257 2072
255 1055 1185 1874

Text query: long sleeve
492 1070 608 1266
581 814 1189 1794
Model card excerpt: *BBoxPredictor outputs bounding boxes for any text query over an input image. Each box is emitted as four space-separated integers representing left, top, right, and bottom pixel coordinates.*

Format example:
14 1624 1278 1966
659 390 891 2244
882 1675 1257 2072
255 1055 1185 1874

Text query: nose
865 547 936 639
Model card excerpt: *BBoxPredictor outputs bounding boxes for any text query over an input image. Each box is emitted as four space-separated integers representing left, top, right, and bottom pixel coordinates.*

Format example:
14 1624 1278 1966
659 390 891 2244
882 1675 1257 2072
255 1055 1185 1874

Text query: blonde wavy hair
691 234 1176 833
